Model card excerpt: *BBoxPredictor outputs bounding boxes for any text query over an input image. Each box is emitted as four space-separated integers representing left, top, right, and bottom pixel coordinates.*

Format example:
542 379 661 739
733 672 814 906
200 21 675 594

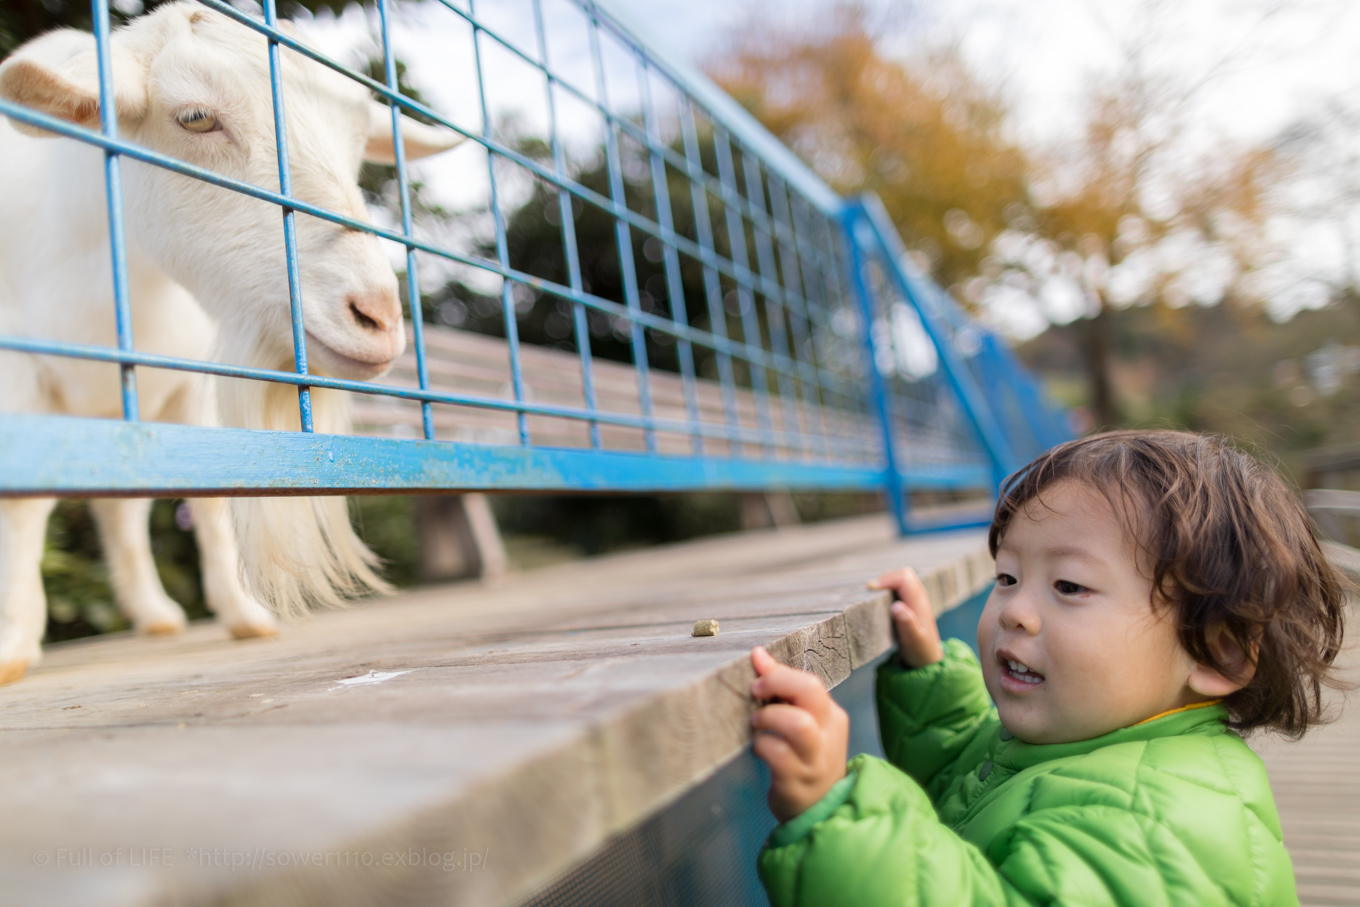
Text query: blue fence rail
0 0 1066 534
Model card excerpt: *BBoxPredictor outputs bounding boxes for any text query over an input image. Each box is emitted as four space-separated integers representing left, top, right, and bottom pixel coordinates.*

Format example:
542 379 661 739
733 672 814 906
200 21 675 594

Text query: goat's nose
347 289 401 334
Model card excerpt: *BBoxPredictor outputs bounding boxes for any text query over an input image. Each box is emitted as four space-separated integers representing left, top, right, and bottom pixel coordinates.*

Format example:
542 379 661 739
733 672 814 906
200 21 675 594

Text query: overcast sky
297 0 1360 321
630 0 1360 145
304 0 1360 189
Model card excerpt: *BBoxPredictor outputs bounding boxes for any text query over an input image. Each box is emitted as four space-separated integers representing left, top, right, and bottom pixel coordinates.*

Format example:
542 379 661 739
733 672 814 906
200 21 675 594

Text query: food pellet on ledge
692 620 719 637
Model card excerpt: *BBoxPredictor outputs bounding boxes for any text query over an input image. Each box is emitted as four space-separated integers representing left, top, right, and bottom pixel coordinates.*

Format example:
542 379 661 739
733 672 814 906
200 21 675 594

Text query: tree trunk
1081 304 1118 430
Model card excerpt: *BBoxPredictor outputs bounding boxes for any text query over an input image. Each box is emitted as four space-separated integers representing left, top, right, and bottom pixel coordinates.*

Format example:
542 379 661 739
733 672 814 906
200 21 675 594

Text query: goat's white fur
0 2 460 681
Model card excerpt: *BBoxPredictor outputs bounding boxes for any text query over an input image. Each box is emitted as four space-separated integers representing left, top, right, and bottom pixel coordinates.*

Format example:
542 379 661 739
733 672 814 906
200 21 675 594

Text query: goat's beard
213 329 391 619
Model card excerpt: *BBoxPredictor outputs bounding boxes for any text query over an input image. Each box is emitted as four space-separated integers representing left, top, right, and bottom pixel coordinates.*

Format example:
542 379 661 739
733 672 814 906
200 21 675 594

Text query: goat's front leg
186 497 277 639
0 497 57 683
90 498 188 635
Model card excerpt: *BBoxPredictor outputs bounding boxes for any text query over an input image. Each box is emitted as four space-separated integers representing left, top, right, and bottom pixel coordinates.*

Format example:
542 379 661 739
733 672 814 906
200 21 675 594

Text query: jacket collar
994 702 1231 772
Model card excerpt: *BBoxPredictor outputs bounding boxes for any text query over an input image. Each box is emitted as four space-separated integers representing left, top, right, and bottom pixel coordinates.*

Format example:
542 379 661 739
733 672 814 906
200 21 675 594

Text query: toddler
750 430 1346 906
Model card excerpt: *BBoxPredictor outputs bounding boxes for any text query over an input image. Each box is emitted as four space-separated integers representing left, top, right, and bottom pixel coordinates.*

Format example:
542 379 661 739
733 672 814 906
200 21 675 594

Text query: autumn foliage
708 3 1290 429
709 6 1029 294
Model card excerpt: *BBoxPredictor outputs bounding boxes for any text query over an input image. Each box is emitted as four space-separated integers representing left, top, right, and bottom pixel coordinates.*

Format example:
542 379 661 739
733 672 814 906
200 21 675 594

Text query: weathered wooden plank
0 516 992 906
352 324 880 465
1251 600 1360 907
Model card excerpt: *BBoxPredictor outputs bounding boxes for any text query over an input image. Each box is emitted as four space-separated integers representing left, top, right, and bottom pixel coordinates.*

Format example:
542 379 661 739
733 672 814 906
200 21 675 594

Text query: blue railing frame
0 0 1067 535
847 201 1012 486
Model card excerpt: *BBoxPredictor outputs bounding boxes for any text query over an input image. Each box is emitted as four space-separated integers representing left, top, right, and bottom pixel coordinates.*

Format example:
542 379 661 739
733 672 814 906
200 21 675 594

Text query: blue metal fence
0 0 1066 533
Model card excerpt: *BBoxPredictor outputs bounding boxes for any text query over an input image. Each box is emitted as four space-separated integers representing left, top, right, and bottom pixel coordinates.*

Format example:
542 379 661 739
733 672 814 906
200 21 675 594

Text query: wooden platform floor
1253 603 1360 907
0 515 993 907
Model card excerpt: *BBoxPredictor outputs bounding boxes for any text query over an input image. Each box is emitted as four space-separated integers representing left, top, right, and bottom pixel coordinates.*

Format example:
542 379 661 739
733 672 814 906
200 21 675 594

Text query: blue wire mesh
0 0 1066 523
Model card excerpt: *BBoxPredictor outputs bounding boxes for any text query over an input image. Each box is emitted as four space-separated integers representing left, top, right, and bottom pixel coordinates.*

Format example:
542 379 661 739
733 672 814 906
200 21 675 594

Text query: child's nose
997 591 1041 634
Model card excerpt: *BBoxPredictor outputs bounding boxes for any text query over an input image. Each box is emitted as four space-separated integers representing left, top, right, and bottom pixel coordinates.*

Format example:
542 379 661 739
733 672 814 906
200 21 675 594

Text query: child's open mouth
998 653 1045 691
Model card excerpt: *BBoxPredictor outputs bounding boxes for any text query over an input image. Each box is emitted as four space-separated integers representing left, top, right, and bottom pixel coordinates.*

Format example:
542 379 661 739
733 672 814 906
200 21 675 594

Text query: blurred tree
1269 99 1360 316
988 4 1290 428
425 150 698 376
416 128 793 392
708 3 1030 295
708 0 1294 429
1018 295 1360 481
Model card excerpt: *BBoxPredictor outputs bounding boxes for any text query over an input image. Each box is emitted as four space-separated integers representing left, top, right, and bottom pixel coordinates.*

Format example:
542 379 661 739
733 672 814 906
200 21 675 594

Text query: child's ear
1186 623 1258 698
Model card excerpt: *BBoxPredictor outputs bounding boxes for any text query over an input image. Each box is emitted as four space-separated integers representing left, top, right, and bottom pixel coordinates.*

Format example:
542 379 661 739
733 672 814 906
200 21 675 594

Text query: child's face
978 479 1200 744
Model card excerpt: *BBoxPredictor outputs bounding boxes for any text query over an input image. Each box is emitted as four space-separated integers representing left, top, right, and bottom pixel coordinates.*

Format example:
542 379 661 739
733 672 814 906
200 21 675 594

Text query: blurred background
7 0 1360 638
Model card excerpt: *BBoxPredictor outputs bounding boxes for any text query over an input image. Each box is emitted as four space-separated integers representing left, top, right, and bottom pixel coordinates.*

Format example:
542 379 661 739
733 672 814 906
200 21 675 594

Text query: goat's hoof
0 661 29 685
141 621 184 636
228 622 277 640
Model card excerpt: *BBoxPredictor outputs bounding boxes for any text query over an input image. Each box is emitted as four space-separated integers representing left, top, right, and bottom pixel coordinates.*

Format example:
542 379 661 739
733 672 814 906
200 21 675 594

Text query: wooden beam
0 516 991 906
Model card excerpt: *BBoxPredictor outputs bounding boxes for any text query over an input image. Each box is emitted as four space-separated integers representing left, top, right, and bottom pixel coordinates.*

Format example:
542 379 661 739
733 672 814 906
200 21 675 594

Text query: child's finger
868 566 914 594
751 644 780 677
752 646 831 713
889 583 945 668
751 703 820 761
870 567 929 609
752 729 804 778
892 599 928 634
749 657 837 724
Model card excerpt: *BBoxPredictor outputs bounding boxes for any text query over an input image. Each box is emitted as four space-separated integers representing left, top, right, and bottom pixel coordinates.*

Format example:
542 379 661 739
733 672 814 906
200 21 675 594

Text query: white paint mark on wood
332 670 412 690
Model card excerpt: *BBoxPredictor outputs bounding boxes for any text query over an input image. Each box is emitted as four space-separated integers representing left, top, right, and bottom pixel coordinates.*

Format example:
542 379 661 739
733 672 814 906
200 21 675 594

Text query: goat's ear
363 100 464 164
0 29 148 137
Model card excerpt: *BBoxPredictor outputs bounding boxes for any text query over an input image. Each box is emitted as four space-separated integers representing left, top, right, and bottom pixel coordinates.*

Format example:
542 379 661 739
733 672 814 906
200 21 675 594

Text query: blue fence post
586 8 658 455
678 98 745 457
376 0 436 442
850 197 1017 491
469 0 531 447
262 0 314 433
983 333 1072 450
637 59 704 455
839 205 909 536
91 0 138 423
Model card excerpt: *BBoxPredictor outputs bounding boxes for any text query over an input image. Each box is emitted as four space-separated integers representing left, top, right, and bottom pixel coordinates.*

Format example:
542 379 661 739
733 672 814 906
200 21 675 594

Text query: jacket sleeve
758 752 1294 907
758 753 1008 907
876 637 996 796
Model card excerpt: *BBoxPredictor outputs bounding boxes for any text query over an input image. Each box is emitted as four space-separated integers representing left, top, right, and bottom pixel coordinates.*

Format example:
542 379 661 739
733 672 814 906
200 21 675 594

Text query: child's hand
869 567 944 668
749 646 849 823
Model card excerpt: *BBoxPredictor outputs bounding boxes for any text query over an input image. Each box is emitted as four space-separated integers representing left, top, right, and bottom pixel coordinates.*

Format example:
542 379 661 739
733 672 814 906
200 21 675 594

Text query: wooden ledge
0 516 991 906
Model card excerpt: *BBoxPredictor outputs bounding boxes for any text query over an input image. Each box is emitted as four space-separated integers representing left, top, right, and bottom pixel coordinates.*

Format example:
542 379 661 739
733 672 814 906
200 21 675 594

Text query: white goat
0 1 460 683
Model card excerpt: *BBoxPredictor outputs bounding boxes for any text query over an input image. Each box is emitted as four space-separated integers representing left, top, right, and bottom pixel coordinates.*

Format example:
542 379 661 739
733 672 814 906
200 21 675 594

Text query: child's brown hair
988 430 1347 738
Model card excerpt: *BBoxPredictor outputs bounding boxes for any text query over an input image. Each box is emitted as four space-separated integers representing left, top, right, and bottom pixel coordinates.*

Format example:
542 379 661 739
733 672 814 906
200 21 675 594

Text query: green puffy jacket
758 639 1297 906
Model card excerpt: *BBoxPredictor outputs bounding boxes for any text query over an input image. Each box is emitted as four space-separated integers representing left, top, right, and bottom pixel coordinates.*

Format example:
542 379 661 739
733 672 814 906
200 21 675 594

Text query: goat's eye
177 109 219 133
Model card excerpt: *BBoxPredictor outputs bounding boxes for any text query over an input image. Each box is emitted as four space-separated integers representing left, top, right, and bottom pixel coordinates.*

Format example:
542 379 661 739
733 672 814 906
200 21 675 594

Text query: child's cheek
976 600 999 652
980 662 1003 707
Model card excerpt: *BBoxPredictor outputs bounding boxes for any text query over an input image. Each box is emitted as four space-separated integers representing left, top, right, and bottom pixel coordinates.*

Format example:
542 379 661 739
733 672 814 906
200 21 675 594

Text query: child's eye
1054 579 1088 595
995 573 1017 587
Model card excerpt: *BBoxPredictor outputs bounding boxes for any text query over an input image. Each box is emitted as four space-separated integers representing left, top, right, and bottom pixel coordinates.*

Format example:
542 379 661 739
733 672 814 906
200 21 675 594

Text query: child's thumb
751 645 777 676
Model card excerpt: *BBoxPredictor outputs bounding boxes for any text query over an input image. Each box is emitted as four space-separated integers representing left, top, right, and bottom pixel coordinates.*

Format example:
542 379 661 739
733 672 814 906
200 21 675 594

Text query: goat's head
0 0 460 381
0 2 464 618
